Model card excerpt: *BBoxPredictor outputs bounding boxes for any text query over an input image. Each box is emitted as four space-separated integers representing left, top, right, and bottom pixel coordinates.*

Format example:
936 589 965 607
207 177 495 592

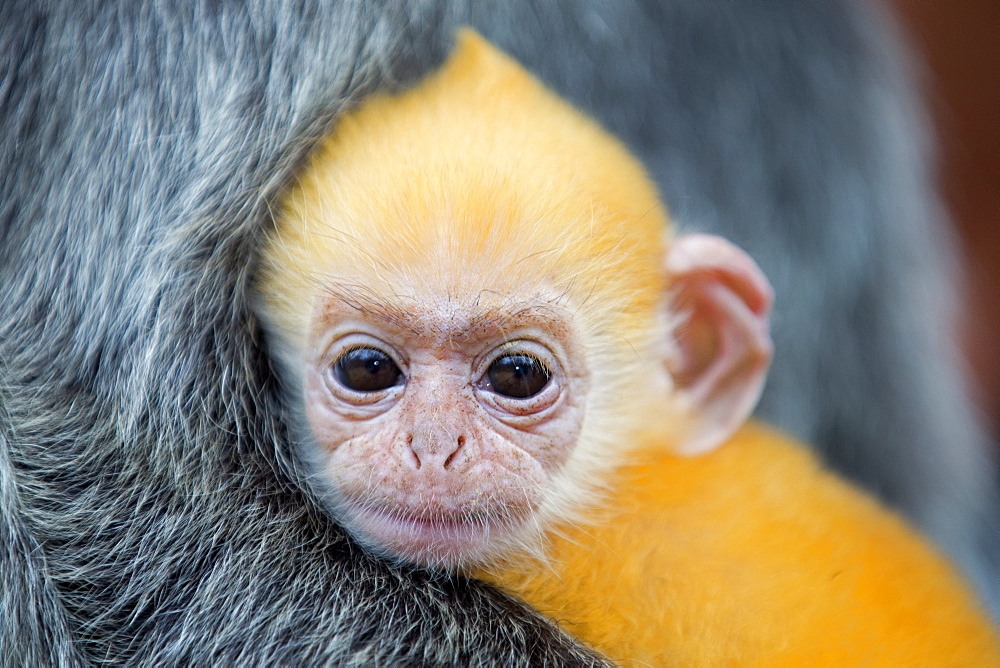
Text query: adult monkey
0 2 995 666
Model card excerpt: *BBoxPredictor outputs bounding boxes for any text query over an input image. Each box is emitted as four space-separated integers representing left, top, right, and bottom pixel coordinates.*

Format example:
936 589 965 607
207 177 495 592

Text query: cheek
322 435 410 501
303 386 348 451
303 368 387 449
488 429 571 478
500 392 586 475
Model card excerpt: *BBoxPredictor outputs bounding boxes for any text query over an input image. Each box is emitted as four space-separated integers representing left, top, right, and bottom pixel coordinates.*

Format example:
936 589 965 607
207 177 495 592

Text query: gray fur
1 0 995 663
0 2 605 664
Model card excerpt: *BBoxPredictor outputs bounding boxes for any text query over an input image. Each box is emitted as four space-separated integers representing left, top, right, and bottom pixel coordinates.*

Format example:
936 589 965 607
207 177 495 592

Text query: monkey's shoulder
485 421 1000 665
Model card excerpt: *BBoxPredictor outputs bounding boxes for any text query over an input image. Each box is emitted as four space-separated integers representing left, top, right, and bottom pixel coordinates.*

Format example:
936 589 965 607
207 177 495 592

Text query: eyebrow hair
322 284 420 331
321 283 569 339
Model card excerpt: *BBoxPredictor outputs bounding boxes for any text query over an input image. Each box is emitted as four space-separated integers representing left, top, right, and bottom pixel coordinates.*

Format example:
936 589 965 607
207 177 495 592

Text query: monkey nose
405 433 467 471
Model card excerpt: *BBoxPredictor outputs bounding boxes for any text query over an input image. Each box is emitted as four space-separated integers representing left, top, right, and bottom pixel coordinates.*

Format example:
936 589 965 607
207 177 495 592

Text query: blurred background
891 0 1000 450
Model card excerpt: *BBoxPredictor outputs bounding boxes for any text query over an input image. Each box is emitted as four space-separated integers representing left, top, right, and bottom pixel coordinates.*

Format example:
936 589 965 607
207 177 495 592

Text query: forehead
313 284 575 344
274 30 669 289
258 33 670 355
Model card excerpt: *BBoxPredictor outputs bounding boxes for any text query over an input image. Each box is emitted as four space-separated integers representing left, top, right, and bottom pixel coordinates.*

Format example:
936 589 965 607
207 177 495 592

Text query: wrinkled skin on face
302 291 588 569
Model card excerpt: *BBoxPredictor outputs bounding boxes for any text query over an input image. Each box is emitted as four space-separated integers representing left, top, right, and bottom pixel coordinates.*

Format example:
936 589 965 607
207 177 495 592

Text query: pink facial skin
290 232 772 569
302 294 588 570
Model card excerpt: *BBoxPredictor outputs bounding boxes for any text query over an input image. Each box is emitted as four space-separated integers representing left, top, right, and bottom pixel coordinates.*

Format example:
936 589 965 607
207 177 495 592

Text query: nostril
406 434 421 469
444 435 466 470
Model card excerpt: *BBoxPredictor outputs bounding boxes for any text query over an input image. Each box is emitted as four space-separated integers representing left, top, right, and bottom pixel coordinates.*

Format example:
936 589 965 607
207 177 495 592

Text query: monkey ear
663 234 774 455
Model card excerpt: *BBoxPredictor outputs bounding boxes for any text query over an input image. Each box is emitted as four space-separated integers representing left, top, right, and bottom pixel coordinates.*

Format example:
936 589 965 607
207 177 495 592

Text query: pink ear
664 234 773 455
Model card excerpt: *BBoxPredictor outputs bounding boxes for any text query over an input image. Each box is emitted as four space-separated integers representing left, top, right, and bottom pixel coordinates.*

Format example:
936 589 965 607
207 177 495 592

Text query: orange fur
261 30 1000 664
258 30 685 533
479 422 1000 664
259 29 665 359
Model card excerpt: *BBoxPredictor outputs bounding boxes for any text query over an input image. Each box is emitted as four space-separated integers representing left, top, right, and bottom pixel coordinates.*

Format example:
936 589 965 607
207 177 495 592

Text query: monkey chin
341 501 533 571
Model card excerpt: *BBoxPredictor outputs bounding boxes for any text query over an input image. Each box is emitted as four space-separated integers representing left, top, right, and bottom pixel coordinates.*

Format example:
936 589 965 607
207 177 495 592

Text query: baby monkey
257 31 999 664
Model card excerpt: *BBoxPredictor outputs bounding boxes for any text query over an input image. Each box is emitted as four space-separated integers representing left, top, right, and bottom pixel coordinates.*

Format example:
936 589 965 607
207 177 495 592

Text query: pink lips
343 500 529 568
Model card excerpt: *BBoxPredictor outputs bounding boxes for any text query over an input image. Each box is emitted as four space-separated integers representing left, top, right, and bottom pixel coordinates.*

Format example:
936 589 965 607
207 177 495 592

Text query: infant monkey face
302 295 588 570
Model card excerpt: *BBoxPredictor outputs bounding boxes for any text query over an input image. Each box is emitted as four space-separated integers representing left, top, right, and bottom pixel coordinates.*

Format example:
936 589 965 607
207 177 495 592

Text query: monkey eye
332 347 402 393
485 353 551 399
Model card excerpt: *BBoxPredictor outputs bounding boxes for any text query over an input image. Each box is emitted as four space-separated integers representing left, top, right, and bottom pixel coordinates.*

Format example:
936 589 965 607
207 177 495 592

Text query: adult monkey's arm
0 2 606 664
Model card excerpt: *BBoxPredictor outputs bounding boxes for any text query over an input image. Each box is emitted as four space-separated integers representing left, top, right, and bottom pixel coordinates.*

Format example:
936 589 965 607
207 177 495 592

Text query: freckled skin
302 294 588 568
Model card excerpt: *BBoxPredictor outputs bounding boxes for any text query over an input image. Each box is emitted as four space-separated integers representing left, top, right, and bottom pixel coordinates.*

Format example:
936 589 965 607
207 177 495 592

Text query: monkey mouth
343 500 530 569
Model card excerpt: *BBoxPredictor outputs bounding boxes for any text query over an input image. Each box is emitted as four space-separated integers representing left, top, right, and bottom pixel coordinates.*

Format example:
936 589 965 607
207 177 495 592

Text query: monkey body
481 422 1000 664
258 32 999 663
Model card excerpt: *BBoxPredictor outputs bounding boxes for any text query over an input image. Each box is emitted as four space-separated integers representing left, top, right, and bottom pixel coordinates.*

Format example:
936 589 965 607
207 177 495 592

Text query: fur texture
256 30 674 570
453 2 1000 612
1 0 996 663
482 423 1000 665
265 34 999 662
0 3 606 664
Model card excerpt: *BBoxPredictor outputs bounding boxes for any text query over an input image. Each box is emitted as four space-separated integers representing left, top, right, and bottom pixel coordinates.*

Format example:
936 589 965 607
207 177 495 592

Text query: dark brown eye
486 353 551 399
333 347 402 392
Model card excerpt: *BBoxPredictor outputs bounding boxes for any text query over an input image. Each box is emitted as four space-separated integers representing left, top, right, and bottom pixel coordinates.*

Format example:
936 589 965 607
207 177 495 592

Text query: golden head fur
256 30 685 566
